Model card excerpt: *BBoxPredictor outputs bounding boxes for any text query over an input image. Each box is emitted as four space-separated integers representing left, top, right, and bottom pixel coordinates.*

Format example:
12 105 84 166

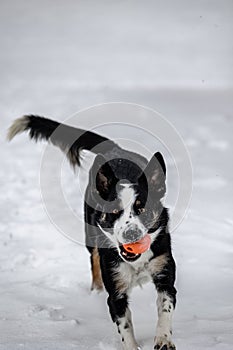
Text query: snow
0 1 233 349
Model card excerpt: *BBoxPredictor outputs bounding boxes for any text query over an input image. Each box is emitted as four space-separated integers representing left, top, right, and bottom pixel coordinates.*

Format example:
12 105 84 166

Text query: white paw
122 342 141 350
154 336 176 350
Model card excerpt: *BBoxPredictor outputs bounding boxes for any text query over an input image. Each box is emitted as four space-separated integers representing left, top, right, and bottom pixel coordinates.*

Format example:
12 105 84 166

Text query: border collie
8 115 177 350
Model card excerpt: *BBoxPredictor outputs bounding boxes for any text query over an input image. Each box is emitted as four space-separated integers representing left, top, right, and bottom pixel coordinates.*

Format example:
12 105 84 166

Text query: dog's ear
92 154 117 199
138 152 166 198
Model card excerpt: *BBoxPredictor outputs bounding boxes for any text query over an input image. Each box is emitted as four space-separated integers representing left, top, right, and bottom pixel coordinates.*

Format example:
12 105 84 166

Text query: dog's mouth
119 245 141 262
118 234 151 262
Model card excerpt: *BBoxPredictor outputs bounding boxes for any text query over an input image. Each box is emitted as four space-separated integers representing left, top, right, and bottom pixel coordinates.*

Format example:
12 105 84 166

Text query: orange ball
123 234 151 255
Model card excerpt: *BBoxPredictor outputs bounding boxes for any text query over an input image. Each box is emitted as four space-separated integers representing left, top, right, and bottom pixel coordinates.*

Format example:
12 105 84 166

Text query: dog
8 115 177 350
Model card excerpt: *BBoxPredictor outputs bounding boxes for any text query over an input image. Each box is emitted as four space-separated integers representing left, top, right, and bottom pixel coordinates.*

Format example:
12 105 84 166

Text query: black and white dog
8 115 177 350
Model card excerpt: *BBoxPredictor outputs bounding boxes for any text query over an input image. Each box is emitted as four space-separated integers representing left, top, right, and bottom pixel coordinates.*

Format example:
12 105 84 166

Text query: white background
0 1 233 349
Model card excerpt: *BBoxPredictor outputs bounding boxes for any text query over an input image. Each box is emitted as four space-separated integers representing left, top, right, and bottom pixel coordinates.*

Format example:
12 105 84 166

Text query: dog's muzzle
119 227 145 262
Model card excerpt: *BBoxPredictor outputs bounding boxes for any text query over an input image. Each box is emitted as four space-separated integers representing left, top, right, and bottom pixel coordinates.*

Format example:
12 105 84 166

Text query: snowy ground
1 1 233 350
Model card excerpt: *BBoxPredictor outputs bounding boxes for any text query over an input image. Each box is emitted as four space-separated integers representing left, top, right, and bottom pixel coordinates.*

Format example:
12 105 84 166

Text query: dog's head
92 152 166 262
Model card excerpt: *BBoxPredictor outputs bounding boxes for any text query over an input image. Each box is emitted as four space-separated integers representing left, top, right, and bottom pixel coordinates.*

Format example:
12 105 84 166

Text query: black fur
15 115 117 166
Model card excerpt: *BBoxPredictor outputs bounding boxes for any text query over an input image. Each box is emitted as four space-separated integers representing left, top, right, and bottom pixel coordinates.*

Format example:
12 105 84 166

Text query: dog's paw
121 339 141 350
122 342 141 350
90 279 104 292
154 336 176 350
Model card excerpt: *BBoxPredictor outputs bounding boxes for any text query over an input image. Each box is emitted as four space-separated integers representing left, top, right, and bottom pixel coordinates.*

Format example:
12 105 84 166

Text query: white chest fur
114 249 154 291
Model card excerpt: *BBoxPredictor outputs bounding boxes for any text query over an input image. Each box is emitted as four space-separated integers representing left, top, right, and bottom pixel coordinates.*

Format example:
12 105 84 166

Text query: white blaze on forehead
119 184 136 210
114 184 147 243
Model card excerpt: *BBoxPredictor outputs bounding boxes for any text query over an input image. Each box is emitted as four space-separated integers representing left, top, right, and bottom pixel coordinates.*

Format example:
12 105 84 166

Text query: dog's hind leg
90 247 103 291
84 202 104 291
85 223 104 291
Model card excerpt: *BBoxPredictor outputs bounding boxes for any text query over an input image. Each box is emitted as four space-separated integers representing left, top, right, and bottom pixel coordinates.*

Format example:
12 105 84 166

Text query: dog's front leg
107 295 140 350
153 290 176 350
152 257 177 350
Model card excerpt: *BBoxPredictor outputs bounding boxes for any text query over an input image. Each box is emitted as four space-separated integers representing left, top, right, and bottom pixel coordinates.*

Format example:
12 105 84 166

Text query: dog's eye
112 209 119 214
139 207 146 214
100 213 106 222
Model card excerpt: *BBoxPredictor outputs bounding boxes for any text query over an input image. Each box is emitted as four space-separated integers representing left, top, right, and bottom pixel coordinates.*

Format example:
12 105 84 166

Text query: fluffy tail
7 115 117 167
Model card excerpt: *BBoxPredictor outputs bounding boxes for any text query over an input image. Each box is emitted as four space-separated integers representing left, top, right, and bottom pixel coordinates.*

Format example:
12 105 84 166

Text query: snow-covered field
0 1 233 349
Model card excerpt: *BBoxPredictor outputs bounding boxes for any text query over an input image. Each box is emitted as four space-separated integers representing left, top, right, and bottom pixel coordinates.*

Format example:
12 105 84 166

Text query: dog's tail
7 115 117 167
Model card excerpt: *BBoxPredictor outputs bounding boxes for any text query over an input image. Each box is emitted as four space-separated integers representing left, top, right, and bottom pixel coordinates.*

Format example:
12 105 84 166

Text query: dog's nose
122 228 142 243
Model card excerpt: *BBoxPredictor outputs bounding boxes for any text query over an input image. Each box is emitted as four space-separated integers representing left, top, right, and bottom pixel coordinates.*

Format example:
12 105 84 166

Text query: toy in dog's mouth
119 234 151 262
